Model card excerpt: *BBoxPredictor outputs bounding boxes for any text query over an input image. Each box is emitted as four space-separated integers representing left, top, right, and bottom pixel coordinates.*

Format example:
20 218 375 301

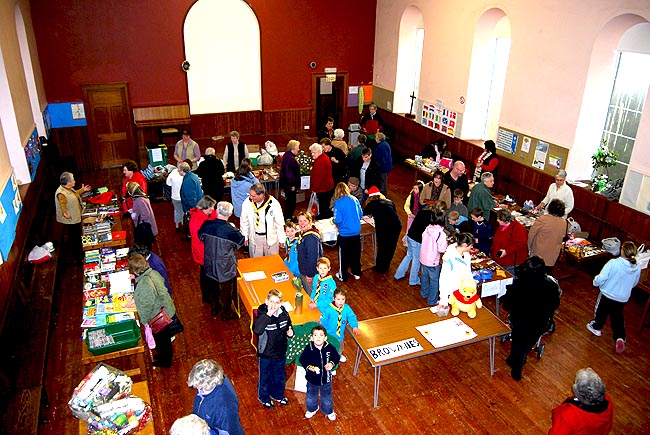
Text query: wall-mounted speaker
181 60 190 72
309 61 317 69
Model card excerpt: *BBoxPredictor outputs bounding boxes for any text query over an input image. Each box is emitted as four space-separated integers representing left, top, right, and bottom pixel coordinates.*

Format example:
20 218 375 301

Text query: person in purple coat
280 140 301 219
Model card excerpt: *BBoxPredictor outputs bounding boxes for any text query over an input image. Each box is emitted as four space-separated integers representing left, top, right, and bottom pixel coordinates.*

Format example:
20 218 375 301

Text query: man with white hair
199 201 245 321
239 183 286 257
535 169 574 217
195 147 225 202
360 102 383 134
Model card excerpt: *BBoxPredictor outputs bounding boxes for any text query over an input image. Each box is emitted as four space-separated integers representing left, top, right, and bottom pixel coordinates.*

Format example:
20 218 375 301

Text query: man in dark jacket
198 201 245 321
252 289 294 409
351 147 382 203
279 139 301 219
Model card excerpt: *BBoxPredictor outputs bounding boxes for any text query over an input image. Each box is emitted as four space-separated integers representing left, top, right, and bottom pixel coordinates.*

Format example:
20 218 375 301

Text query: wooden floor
40 151 650 434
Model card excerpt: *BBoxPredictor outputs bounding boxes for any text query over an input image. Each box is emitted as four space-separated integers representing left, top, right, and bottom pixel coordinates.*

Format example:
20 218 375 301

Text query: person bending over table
528 199 567 275
438 232 474 308
534 169 574 217
491 208 529 276
332 182 363 282
363 186 402 274
467 171 498 221
421 170 451 208
121 160 148 213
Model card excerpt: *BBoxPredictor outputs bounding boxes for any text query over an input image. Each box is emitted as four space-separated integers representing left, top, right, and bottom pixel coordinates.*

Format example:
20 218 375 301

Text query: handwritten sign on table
367 338 424 362
416 317 477 348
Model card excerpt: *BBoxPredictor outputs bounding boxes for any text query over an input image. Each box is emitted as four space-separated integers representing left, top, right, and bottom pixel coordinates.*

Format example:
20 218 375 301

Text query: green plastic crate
85 319 141 356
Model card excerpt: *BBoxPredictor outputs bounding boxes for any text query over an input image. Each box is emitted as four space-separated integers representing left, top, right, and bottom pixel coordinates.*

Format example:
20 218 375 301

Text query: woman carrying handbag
129 253 177 368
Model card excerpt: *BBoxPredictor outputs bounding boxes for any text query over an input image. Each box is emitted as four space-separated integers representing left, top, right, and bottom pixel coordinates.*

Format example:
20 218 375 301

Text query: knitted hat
368 186 381 196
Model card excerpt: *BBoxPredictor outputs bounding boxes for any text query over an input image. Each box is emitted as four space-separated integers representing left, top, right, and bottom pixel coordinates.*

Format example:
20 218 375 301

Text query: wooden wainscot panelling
191 111 263 139
49 127 94 172
603 201 650 244
262 108 312 135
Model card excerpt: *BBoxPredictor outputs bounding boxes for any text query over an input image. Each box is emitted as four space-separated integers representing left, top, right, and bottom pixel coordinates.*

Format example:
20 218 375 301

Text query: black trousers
374 229 401 273
218 277 238 319
338 234 361 280
283 187 297 220
200 265 221 312
153 325 173 366
593 293 627 341
508 323 543 379
316 189 334 219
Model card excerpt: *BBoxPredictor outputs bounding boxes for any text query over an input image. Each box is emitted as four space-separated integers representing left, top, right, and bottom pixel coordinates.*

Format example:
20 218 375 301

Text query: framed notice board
495 127 569 176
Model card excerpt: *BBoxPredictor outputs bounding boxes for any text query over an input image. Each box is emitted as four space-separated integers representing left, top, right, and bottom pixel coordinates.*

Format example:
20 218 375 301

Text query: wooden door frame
311 72 348 137
82 82 136 169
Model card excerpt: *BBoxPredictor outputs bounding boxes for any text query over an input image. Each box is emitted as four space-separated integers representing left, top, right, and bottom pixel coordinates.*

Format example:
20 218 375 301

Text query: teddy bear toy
449 277 483 318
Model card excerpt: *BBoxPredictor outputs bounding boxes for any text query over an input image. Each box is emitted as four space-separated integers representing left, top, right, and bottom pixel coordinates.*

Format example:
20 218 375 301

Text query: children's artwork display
0 171 22 260
420 101 458 137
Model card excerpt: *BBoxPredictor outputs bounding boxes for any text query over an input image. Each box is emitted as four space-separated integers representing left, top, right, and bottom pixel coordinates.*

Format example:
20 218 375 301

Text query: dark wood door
82 82 135 168
312 73 348 136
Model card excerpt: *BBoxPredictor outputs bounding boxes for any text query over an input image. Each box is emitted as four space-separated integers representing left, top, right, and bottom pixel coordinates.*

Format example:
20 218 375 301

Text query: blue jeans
258 357 286 402
306 382 333 415
420 264 441 305
394 237 421 285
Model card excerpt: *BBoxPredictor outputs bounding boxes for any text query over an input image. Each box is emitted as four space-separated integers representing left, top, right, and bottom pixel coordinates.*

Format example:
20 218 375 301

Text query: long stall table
237 255 321 332
315 217 377 270
350 307 509 408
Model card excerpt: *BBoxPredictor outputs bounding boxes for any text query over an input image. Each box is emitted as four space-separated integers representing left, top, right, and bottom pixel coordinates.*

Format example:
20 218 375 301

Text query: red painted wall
30 0 377 110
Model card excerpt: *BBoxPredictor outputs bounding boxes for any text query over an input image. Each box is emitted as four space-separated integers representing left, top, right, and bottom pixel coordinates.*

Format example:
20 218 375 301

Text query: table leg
353 346 362 376
137 352 147 380
489 337 495 375
373 367 381 409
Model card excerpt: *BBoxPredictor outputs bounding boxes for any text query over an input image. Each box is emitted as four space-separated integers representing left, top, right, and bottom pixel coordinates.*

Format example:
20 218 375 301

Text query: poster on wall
0 171 22 259
521 136 532 153
533 141 549 170
420 101 458 137
548 154 562 169
496 128 518 155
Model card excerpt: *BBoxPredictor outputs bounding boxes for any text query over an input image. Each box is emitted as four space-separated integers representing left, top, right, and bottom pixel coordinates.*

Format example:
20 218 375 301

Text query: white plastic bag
567 217 581 234
637 244 649 270
602 237 620 256
308 192 319 216
28 245 52 264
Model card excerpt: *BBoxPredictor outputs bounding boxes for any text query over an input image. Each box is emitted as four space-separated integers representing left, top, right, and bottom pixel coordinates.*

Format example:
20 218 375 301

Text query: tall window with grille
600 52 650 183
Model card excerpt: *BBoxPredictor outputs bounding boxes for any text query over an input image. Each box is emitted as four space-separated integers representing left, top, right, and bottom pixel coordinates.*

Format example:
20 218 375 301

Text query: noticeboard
495 127 570 176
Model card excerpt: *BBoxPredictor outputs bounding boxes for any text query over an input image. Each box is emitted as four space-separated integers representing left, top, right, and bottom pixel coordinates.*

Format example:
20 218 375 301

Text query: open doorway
311 73 348 136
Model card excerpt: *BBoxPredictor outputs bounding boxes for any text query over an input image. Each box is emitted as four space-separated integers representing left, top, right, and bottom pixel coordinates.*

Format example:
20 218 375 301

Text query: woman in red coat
549 367 613 435
491 208 528 276
309 143 334 219
121 160 148 213
189 195 219 314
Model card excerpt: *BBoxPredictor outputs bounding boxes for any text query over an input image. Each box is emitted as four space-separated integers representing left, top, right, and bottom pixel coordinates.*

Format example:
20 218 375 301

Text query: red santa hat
368 186 381 196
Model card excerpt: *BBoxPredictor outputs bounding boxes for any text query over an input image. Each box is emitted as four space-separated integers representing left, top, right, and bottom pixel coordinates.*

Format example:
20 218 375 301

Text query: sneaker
272 397 290 406
327 412 337 421
260 399 274 409
616 338 625 353
335 272 344 282
586 321 602 337
339 355 347 363
170 335 176 343
331 370 337 376
305 407 319 419
352 274 361 280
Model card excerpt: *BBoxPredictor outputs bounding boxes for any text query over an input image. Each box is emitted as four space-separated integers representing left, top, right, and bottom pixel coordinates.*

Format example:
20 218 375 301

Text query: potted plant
591 140 618 192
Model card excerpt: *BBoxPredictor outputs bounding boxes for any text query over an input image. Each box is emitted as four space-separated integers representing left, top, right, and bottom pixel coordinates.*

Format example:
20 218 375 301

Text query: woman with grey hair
331 128 349 155
55 171 92 260
189 195 218 310
195 146 225 202
188 359 244 435
549 367 613 434
535 169 574 217
169 414 212 435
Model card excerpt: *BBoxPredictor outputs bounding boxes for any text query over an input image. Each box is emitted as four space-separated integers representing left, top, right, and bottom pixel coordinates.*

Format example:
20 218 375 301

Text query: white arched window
394 6 424 114
463 10 511 140
184 0 262 114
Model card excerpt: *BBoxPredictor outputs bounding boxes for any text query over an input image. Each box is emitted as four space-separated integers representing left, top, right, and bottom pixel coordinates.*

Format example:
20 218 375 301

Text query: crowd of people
58 111 631 434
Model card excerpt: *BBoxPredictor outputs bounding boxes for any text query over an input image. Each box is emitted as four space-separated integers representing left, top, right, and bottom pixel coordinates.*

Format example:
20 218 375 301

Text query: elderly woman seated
549 367 613 434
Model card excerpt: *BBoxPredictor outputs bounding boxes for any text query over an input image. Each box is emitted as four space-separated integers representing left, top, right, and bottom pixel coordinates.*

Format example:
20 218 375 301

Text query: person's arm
273 202 286 247
243 144 249 159
593 260 613 288
173 142 182 163
537 185 553 210
481 156 499 172
239 202 251 243
564 187 574 215
57 192 70 219
347 306 361 334
192 143 200 163
252 304 271 335
403 194 414 217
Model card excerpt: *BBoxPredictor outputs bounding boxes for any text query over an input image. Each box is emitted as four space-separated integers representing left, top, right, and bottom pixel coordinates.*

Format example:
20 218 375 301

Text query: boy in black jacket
252 289 294 409
299 325 340 421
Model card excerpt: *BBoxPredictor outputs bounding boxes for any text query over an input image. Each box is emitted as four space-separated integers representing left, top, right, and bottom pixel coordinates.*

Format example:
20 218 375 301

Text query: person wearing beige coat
528 199 568 273
420 170 451 209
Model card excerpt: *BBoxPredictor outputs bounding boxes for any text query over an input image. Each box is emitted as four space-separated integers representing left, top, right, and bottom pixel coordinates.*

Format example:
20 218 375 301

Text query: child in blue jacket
308 257 337 312
283 220 300 277
320 288 360 363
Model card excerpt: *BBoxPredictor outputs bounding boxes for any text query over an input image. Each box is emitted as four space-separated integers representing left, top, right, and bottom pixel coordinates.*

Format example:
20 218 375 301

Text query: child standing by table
420 211 448 306
470 207 494 255
283 220 300 277
320 289 360 363
308 257 337 311
299 325 340 421
252 289 294 408
439 232 475 308
586 241 641 354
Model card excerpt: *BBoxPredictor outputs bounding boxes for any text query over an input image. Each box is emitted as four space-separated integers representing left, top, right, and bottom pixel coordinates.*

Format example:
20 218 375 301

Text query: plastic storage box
86 319 141 356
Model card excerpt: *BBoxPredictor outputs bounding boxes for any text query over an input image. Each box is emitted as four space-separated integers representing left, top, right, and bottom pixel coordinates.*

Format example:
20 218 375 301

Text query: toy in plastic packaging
69 363 133 421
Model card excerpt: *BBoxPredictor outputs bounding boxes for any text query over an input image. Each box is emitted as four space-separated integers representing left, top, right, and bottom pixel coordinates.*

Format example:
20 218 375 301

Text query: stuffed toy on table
449 277 483 318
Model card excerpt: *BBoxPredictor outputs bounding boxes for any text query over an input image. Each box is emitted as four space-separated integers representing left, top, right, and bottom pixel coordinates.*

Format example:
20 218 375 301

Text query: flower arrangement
591 140 618 192
296 150 313 175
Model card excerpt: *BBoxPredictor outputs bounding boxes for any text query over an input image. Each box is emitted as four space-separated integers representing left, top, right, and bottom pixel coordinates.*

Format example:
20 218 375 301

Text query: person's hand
82 184 92 192
287 326 294 338
498 249 506 258
279 242 284 249
267 299 281 317
475 238 479 244
308 300 316 310
244 239 249 246
306 276 313 284
331 157 339 164
408 213 415 219
353 327 361 336
324 362 334 371
63 211 70 219
291 187 296 191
